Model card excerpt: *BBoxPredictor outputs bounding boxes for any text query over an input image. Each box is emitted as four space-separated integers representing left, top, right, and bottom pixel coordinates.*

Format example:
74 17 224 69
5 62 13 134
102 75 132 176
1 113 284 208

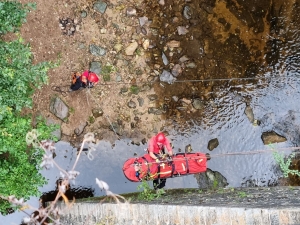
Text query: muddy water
3 0 300 224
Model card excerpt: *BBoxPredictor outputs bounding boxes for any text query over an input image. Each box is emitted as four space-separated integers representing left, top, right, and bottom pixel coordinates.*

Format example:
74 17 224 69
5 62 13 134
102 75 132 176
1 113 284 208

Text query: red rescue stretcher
123 152 208 182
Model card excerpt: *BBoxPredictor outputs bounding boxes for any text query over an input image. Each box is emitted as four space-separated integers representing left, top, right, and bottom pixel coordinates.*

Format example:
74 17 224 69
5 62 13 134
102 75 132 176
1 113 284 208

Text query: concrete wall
59 202 300 225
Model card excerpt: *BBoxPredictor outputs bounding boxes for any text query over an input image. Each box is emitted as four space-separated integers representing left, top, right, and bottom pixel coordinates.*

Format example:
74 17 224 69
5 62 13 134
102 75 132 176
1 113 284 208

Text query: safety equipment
123 152 208 182
156 132 166 143
81 71 100 85
88 72 99 83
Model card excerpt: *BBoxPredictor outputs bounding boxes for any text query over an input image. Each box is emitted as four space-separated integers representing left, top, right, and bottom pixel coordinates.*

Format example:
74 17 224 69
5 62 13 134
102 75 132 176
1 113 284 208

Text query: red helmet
156 132 166 143
88 72 99 83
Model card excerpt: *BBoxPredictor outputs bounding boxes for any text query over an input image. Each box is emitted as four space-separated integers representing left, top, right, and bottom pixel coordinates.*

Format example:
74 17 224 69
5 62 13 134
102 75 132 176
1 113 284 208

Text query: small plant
213 179 219 189
217 188 224 194
130 85 139 95
238 191 247 198
69 107 75 113
198 189 203 194
273 151 300 177
137 180 158 201
89 116 95 124
101 64 116 82
0 1 36 34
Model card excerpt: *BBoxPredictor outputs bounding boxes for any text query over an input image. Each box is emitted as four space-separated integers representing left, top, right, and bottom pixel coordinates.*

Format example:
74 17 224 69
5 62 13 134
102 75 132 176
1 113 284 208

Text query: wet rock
49 97 69 121
272 111 300 146
78 43 86 49
179 55 189 62
244 105 254 123
113 43 123 53
90 61 102 75
207 138 219 151
195 168 228 189
92 108 103 118
148 107 163 115
125 41 138 55
147 94 158 101
200 3 213 14
74 122 88 136
166 40 180 48
177 26 189 35
181 98 191 105
90 44 106 56
185 144 192 153
120 87 128 94
172 96 179 102
141 27 147 35
127 100 137 108
158 0 165 5
137 97 144 107
46 118 61 141
160 70 176 84
192 99 204 110
110 122 123 136
171 64 182 77
183 5 192 20
93 1 107 14
140 83 151 92
142 39 150 50
162 52 169 65
139 16 148 27
141 138 147 145
186 62 196 68
126 7 136 17
116 74 122 82
154 109 164 115
261 131 287 145
81 11 87 18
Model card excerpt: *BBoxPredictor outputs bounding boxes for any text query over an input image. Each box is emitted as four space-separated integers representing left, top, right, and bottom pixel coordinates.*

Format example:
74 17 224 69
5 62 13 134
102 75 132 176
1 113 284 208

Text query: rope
51 86 70 97
131 146 300 166
85 89 121 140
51 74 300 97
93 74 300 86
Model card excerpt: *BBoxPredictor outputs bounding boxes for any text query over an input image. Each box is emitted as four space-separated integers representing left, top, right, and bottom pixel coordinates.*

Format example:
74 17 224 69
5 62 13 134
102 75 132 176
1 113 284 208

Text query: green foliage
238 191 247 198
0 2 58 214
213 179 219 189
0 38 57 120
89 116 95 124
273 151 300 177
0 114 57 214
129 85 139 95
0 1 36 35
101 64 116 82
137 180 162 201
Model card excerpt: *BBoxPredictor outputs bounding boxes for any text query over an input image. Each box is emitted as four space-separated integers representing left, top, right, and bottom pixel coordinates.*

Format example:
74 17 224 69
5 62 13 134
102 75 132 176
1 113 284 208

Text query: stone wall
59 202 300 225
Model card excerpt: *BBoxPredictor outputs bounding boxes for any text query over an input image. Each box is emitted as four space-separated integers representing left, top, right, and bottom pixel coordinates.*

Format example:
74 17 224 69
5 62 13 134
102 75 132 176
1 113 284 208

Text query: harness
135 157 152 181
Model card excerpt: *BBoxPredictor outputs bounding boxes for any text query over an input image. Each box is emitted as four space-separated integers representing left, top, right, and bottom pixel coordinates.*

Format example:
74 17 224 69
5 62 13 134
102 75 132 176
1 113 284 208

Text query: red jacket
148 136 172 154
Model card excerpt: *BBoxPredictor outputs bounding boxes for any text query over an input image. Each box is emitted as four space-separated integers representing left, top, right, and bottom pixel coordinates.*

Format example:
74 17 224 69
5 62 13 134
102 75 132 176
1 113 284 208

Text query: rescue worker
70 70 99 91
148 132 173 192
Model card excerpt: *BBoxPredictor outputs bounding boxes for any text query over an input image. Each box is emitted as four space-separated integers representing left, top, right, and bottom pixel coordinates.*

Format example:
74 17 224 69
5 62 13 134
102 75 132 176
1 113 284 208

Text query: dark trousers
153 178 166 190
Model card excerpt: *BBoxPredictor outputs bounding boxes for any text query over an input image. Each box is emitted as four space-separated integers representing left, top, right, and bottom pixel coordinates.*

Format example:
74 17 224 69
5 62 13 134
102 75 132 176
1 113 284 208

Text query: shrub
0 1 36 35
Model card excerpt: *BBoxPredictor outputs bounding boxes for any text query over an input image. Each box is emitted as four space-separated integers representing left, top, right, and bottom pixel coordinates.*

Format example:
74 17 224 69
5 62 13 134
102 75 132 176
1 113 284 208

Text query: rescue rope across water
132 146 300 166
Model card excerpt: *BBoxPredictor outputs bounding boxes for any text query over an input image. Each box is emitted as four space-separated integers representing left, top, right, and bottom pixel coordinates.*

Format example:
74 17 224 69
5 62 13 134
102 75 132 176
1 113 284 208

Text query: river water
3 0 300 224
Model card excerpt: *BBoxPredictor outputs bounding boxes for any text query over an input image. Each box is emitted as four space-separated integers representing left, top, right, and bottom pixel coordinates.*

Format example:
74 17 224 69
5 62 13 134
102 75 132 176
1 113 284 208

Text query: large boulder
49 97 69 121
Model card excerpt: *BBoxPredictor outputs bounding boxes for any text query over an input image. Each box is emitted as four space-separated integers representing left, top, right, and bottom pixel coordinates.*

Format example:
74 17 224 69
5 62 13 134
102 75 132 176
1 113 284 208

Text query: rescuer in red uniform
148 132 173 192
